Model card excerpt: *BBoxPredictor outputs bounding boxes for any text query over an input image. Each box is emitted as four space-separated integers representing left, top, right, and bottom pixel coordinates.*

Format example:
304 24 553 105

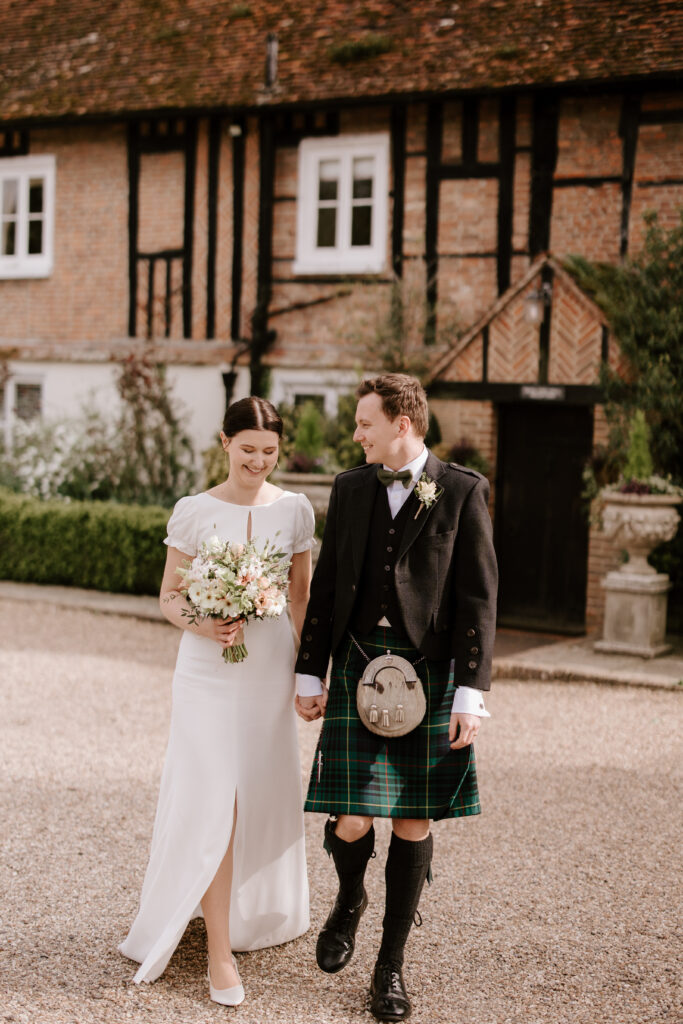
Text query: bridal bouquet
177 535 291 663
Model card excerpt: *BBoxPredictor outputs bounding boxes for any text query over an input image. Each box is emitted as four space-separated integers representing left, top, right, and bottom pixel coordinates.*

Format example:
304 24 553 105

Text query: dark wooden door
495 403 593 633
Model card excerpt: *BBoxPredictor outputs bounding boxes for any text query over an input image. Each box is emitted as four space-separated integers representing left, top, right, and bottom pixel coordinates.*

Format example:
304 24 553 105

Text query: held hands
295 687 328 722
449 712 481 749
197 616 246 652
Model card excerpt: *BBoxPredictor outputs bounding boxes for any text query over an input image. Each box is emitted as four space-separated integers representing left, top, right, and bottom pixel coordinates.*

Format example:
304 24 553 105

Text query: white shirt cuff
451 686 490 718
296 673 324 697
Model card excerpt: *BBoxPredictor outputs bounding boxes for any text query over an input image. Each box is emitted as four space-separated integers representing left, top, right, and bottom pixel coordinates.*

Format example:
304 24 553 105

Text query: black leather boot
370 961 411 1022
316 819 374 974
369 832 433 1022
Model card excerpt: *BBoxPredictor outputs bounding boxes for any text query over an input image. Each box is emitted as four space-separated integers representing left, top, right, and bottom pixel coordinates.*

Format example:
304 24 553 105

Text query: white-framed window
1 376 43 450
294 134 389 275
0 155 56 279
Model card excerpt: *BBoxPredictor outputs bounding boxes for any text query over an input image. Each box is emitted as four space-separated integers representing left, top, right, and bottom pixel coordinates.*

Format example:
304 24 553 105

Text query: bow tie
377 467 413 489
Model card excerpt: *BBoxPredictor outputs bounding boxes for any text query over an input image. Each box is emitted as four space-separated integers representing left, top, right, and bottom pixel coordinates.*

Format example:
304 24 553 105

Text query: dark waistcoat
350 485 415 637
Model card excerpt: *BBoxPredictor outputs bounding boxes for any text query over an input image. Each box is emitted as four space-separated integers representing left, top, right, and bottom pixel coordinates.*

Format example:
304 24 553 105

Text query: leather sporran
356 651 426 738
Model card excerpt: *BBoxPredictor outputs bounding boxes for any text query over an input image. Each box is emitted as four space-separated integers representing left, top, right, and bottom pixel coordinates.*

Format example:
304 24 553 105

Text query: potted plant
595 410 682 657
599 410 682 576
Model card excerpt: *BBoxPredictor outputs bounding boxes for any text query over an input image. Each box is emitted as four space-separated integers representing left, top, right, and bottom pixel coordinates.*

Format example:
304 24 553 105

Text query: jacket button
351 584 356 591
311 617 318 625
302 653 310 660
384 565 391 571
470 646 479 655
468 660 477 670
389 528 396 535
305 634 312 642
467 628 476 637
386 546 393 552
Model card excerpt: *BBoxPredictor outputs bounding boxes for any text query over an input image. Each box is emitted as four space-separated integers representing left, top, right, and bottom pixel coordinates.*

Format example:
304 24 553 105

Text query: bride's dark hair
222 396 283 438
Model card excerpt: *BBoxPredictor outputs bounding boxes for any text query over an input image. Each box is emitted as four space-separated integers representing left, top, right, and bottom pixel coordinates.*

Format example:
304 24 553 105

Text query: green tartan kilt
304 625 480 821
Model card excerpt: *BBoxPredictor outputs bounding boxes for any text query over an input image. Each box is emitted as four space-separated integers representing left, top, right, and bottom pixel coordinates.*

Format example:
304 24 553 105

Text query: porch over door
495 403 593 633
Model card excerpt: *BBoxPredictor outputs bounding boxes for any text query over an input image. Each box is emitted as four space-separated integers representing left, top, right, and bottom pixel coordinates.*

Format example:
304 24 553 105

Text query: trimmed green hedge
0 488 169 595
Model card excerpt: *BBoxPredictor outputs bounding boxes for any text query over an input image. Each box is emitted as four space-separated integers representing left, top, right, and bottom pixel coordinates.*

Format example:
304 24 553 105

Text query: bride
119 396 316 1006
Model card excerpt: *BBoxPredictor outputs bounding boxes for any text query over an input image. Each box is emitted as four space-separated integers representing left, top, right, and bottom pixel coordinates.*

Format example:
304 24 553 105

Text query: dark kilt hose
295 453 497 1021
304 625 479 820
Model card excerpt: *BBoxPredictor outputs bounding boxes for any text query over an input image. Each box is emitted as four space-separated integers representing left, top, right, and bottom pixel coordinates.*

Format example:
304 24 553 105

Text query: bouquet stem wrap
223 624 247 663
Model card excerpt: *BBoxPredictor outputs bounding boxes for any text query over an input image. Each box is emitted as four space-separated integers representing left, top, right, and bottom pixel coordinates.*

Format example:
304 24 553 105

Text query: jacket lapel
347 465 380 577
397 451 447 561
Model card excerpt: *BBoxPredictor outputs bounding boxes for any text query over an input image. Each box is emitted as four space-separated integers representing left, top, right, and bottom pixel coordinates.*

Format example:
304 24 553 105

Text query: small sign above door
519 385 566 402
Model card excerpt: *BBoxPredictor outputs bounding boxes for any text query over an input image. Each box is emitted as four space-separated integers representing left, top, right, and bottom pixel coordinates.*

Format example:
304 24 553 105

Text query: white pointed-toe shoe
208 955 245 1006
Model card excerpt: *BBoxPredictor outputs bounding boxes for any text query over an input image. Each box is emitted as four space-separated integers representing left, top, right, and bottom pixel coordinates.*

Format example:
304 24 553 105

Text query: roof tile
0 1 681 122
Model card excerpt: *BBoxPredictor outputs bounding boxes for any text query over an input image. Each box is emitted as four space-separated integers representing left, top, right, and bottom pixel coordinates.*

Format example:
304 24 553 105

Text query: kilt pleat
304 626 480 821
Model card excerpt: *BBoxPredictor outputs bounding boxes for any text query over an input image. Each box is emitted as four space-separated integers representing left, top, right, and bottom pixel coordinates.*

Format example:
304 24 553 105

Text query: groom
295 373 497 1022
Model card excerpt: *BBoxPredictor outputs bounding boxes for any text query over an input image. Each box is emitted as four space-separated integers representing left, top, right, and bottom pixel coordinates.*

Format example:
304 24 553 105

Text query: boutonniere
414 473 443 519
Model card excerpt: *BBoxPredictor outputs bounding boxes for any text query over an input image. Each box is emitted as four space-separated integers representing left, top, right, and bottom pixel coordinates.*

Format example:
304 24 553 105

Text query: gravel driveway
1 599 681 1024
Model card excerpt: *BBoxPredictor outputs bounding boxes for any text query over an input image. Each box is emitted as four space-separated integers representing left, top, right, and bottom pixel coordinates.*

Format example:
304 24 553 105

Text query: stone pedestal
595 491 680 659
595 571 672 658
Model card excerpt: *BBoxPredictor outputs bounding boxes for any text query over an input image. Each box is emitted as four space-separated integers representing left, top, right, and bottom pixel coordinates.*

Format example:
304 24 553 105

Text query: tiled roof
1 1 682 122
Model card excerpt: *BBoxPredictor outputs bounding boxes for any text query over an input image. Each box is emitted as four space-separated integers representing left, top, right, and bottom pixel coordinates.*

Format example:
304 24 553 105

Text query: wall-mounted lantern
523 281 553 324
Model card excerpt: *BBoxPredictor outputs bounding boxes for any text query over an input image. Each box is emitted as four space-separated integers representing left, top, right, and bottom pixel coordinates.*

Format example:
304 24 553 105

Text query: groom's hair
356 374 429 438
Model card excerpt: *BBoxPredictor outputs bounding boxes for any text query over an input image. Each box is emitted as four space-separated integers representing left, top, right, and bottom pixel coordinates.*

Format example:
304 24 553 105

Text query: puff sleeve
164 495 198 555
292 492 316 554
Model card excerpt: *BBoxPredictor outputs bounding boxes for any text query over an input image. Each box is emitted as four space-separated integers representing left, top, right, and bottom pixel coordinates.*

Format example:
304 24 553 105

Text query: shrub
290 401 326 469
0 488 169 594
433 439 491 477
0 353 196 506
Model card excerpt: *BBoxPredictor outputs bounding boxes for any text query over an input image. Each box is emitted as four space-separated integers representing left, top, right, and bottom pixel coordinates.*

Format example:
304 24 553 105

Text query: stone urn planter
595 492 681 657
272 471 335 515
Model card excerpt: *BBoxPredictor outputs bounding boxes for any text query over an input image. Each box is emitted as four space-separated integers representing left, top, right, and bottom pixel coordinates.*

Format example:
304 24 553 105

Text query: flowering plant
414 473 443 519
177 535 292 663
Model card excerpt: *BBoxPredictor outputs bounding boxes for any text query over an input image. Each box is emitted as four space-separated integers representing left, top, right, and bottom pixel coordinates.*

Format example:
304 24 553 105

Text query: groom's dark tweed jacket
295 451 498 690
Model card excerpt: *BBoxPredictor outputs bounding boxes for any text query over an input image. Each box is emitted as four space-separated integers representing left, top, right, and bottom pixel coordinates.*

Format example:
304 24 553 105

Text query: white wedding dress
119 490 316 983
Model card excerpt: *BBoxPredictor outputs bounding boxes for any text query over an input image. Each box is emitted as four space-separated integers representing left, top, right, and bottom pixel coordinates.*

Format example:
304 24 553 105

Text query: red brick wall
6 124 129 343
6 86 681 358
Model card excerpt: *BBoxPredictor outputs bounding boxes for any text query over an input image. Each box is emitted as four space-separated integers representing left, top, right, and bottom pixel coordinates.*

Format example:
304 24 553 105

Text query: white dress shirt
296 447 490 718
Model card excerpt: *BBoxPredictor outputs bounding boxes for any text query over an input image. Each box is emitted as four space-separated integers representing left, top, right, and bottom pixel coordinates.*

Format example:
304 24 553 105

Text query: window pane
353 157 374 199
351 205 372 246
317 207 337 247
28 219 43 255
318 160 339 201
29 178 44 214
15 383 42 421
294 393 325 411
2 179 18 216
2 221 16 256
